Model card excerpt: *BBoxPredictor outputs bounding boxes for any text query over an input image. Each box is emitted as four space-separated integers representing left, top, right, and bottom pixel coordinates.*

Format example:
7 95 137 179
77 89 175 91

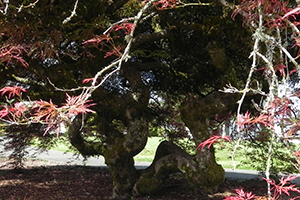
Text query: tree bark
67 63 150 199
133 92 237 196
180 92 237 188
133 141 200 196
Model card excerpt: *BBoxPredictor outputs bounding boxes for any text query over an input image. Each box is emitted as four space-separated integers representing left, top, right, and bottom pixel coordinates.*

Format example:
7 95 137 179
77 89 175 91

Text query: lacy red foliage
0 87 96 136
82 77 101 84
196 135 231 152
82 33 123 58
82 35 112 46
236 96 294 131
225 175 300 199
32 100 58 123
232 0 290 25
224 189 256 200
62 93 96 116
0 45 29 67
104 45 122 58
257 63 287 77
111 23 136 35
262 175 300 199
0 86 26 99
154 0 177 10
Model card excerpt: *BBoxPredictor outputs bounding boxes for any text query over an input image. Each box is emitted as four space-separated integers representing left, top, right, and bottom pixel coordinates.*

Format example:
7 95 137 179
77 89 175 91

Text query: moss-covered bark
67 63 150 199
133 141 199 196
180 92 237 188
132 92 238 196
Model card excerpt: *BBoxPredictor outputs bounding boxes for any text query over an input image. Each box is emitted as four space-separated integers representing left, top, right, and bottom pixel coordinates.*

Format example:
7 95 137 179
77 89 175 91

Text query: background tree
0 0 291 199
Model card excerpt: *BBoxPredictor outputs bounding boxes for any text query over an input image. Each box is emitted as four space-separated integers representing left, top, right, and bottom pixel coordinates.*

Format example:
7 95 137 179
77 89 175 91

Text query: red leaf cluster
0 91 96 136
196 135 231 152
0 86 26 99
32 100 58 122
112 23 136 35
224 189 256 200
0 102 28 120
262 175 300 199
154 0 177 10
62 93 96 116
104 46 122 58
236 111 275 129
82 35 112 46
82 77 102 84
0 45 29 67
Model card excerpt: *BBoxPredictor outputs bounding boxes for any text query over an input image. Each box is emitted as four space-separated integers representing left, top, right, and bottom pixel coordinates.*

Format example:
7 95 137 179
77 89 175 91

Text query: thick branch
133 141 199 196
68 116 105 157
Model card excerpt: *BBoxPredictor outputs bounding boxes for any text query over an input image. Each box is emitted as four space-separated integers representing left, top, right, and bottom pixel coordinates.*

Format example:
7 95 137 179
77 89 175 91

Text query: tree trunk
104 144 138 199
133 92 237 196
133 141 201 196
68 62 151 199
180 92 237 189
104 118 149 199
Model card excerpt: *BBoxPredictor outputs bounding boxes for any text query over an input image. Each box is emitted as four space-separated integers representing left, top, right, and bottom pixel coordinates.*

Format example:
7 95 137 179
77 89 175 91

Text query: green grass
38 136 249 168
214 142 251 170
134 137 162 162
133 138 254 170
50 140 72 152
32 137 73 153
34 136 298 172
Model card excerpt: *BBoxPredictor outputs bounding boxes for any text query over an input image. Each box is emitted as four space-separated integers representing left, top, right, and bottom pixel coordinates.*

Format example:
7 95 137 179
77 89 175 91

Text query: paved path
1 142 299 185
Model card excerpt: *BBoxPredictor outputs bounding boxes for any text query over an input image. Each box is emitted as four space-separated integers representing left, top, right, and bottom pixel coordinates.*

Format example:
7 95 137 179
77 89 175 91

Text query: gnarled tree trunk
180 92 237 189
68 63 151 199
134 92 237 196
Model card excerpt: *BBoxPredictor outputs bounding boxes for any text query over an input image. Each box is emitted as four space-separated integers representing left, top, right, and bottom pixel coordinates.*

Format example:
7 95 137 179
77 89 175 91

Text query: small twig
0 0 9 15
265 132 275 199
231 137 241 170
17 0 39 12
63 0 79 24
103 17 135 35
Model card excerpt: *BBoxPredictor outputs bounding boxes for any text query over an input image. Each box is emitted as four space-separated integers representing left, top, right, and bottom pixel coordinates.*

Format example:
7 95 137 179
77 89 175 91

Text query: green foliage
1 123 60 168
214 140 249 170
241 140 299 175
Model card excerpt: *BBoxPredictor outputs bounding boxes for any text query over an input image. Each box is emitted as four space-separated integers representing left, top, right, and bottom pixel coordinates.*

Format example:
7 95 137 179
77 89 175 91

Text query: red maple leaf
263 175 300 198
274 64 287 76
104 46 122 58
12 102 28 117
235 111 253 128
196 135 231 152
82 77 101 84
224 189 256 200
154 0 177 10
62 93 96 116
32 100 58 122
112 23 136 35
0 86 26 99
82 34 112 45
0 45 29 67
252 113 275 129
0 105 15 119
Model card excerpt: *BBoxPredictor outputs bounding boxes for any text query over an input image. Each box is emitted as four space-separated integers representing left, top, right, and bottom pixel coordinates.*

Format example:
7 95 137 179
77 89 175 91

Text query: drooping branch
68 116 105 157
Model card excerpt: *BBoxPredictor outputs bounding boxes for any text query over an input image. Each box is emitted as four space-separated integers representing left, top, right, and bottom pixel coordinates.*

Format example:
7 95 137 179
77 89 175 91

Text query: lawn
42 136 250 169
134 138 252 170
35 136 298 171
134 137 162 162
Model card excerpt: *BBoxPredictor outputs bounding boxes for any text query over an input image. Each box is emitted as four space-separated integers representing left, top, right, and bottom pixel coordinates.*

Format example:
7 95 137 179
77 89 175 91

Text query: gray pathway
1 142 299 185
